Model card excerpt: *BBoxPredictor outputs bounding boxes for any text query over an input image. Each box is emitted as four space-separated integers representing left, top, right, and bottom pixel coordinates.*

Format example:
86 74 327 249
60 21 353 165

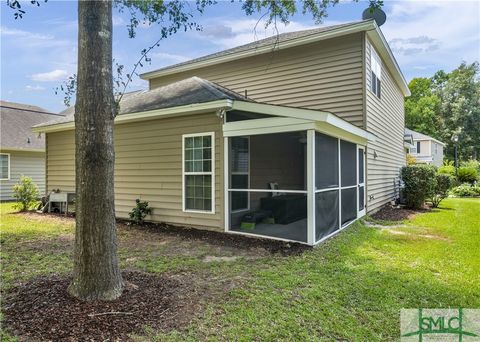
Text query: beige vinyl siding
46 113 224 231
150 34 365 127
365 38 406 213
0 150 46 200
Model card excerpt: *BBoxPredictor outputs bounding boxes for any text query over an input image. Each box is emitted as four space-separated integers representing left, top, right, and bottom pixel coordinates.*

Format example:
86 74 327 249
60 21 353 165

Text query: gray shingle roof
0 101 64 150
140 21 366 78
35 77 249 128
405 128 445 145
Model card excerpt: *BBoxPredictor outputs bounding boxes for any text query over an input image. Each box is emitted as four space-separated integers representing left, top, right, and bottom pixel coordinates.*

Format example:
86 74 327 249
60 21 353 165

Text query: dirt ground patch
2 271 213 341
118 220 310 257
371 205 430 222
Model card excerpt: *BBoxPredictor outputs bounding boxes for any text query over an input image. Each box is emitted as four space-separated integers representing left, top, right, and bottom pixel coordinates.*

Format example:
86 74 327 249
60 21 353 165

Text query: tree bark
69 0 123 301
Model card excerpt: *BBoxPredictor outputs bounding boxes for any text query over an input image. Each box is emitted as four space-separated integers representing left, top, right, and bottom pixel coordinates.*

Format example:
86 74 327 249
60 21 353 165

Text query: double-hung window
0 153 10 180
370 47 382 98
183 133 214 213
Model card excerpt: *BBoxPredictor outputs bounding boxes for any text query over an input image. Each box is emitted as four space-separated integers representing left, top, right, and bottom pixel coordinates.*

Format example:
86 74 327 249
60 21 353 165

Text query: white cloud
0 26 53 40
381 0 480 78
25 85 46 92
150 52 190 64
197 19 331 49
31 69 68 82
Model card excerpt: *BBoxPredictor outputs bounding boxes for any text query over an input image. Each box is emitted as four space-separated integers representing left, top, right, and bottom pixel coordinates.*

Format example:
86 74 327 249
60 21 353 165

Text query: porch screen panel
358 149 364 184
359 186 365 211
315 133 338 189
315 190 339 241
341 188 357 225
231 137 249 211
340 140 356 187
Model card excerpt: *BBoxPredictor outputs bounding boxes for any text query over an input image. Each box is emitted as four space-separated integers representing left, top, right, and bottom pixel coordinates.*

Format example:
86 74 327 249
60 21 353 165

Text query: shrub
406 154 417 166
12 176 40 212
450 184 480 197
428 173 454 208
457 167 478 184
438 165 456 176
461 159 480 173
129 199 152 224
400 165 436 209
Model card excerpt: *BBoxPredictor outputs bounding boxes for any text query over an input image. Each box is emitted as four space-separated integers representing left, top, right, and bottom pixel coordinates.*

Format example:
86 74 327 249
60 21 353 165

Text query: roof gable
0 101 63 150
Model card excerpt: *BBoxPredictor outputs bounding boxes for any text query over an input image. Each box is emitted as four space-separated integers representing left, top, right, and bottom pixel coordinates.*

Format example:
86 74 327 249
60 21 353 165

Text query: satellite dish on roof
362 7 386 26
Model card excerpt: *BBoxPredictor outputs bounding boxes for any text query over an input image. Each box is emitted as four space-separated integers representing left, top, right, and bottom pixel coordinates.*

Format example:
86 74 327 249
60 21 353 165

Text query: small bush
406 154 417 166
461 159 480 173
457 167 478 184
438 165 456 176
12 176 40 212
129 199 152 224
401 165 436 209
450 184 480 197
428 173 454 208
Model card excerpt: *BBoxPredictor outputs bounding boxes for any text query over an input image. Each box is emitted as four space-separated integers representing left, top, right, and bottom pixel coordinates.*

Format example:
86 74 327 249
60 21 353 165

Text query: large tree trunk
68 0 123 301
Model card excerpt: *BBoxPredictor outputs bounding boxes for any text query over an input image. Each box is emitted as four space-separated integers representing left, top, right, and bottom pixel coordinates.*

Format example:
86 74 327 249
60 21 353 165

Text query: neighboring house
33 19 410 246
404 128 445 167
0 101 63 200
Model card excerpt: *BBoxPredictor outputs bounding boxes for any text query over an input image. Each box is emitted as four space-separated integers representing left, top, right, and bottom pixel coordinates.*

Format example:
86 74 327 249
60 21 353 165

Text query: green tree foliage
406 62 480 162
405 78 442 138
12 176 40 212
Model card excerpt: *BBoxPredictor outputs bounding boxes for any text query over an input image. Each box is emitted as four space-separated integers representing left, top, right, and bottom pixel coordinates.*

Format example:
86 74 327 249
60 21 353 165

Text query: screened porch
222 103 372 246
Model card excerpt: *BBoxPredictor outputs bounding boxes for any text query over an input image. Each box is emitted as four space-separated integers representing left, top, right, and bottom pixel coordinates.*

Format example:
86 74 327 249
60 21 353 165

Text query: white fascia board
366 24 410 97
140 21 374 80
223 117 315 137
229 101 375 142
324 113 376 142
32 100 233 133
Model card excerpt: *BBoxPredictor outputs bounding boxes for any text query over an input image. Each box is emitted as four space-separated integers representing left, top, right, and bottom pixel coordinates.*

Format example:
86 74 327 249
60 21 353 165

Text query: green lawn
1 198 479 341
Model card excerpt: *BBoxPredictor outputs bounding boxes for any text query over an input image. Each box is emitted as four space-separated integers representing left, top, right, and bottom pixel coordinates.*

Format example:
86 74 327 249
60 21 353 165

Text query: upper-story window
370 47 382 98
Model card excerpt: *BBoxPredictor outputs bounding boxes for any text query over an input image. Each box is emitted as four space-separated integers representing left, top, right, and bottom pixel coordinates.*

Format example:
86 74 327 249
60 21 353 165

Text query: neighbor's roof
34 77 249 129
140 20 410 96
405 128 445 146
0 101 64 151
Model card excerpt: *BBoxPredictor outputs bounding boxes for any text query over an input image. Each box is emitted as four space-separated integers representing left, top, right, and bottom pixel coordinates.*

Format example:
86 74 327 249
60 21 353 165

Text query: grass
1 198 479 341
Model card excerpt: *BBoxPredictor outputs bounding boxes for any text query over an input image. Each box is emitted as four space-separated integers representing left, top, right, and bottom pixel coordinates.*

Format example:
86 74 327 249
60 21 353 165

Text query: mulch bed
371 205 431 221
119 220 311 256
2 271 206 341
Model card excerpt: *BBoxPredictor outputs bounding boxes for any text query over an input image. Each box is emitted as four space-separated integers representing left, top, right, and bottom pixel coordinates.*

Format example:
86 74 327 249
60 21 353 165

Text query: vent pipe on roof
362 7 386 26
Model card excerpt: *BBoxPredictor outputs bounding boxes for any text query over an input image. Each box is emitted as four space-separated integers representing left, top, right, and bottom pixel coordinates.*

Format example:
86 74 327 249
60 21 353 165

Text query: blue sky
1 0 479 113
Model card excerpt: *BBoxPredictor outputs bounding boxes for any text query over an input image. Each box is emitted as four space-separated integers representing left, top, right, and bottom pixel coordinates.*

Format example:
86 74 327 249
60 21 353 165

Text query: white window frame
0 153 11 180
370 47 382 98
230 136 250 213
182 132 215 214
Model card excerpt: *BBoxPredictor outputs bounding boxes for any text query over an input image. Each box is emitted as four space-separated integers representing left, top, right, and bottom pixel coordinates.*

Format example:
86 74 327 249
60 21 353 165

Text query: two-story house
33 19 410 246
405 128 445 167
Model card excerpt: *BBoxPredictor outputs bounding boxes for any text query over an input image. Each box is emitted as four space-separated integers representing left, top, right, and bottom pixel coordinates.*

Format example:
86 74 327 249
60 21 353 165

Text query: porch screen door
357 147 366 216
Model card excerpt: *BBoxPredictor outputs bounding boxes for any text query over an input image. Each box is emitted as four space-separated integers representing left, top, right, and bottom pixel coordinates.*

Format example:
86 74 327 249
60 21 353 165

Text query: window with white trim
183 133 214 212
370 47 382 98
416 141 421 154
0 153 10 180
